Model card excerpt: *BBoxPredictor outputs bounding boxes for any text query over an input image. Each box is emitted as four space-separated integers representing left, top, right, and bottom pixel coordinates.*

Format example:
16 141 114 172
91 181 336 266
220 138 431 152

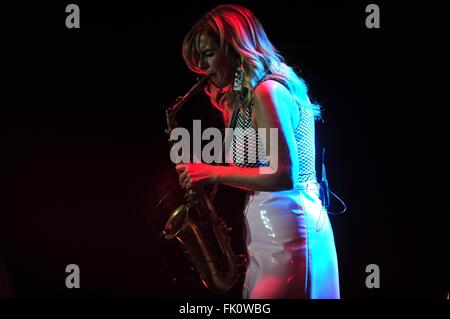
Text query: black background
0 0 448 300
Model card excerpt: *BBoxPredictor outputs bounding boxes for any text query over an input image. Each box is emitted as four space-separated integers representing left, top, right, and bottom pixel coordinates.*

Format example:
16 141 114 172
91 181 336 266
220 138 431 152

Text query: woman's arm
177 80 299 192
216 80 299 191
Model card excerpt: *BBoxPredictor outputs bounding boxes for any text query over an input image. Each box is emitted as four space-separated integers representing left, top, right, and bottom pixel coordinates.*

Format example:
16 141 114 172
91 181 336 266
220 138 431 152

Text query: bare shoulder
252 79 298 128
253 79 295 116
253 79 291 103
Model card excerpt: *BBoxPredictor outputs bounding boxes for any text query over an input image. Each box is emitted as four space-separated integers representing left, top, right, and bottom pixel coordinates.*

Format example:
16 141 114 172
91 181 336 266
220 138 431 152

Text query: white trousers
242 181 340 299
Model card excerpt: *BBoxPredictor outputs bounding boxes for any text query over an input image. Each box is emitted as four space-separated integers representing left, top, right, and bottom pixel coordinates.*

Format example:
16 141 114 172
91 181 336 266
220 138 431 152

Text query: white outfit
230 77 340 299
242 181 340 299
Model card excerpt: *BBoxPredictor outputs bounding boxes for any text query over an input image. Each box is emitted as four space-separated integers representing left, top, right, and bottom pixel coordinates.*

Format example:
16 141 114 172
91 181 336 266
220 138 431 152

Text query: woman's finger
179 171 188 186
175 164 187 174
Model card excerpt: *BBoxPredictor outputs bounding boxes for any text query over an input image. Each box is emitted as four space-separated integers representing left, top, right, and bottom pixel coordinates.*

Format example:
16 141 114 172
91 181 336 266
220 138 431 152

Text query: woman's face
197 33 236 89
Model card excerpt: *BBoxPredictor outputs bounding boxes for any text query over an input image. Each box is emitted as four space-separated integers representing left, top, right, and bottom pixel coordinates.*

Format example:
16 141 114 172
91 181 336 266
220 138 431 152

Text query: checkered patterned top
231 98 317 183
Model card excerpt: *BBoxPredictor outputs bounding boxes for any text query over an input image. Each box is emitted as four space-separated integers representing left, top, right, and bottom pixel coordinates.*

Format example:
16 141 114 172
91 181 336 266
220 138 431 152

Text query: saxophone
156 76 244 293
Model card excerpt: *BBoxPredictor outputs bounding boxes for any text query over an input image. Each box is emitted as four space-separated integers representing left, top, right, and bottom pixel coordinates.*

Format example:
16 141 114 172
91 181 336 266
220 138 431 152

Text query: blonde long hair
182 4 321 124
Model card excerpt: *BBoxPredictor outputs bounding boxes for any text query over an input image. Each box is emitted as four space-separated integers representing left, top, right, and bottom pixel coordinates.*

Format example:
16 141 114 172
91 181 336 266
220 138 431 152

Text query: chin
211 81 224 89
211 80 223 89
212 80 232 91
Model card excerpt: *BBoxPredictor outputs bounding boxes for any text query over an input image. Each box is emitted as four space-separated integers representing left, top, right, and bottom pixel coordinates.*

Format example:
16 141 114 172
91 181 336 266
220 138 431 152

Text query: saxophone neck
165 76 210 136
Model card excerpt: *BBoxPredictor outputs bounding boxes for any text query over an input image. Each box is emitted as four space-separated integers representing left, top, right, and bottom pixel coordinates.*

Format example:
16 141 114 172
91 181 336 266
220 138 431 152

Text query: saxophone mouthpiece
182 76 210 101
196 75 210 82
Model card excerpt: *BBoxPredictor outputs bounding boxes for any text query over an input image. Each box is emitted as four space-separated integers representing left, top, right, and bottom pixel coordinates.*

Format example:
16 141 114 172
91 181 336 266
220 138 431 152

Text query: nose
197 57 208 71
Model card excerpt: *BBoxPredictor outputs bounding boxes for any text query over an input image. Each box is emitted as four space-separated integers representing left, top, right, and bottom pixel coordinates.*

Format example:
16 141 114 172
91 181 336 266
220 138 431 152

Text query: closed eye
202 50 214 58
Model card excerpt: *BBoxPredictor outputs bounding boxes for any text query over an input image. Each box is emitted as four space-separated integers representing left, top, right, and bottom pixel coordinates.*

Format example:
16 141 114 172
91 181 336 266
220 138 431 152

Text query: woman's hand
175 163 218 190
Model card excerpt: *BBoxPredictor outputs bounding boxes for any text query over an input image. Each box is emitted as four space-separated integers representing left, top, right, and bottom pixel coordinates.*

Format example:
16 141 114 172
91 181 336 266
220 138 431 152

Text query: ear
237 54 244 67
225 45 241 65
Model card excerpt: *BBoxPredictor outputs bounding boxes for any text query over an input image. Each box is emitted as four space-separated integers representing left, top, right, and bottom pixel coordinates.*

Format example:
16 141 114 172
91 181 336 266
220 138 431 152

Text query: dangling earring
233 64 244 94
